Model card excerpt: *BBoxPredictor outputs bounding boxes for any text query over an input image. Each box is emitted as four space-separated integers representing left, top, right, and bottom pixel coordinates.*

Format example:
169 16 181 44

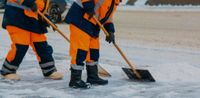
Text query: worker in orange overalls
1 0 63 81
65 0 122 89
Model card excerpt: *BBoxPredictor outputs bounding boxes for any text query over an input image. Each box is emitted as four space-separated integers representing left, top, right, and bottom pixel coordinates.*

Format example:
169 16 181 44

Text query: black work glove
87 10 95 20
45 14 58 31
82 1 95 19
39 14 57 32
22 0 37 12
29 3 37 12
106 32 115 44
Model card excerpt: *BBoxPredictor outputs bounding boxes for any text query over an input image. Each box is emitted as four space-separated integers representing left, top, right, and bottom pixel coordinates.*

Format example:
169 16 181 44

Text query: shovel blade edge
122 68 155 82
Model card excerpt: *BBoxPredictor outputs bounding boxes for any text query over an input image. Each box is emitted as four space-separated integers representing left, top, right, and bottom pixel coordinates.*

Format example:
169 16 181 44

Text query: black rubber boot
86 65 108 85
69 68 91 89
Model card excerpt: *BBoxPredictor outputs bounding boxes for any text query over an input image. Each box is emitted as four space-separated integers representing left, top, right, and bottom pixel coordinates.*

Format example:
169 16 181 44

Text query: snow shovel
93 16 155 82
38 11 111 77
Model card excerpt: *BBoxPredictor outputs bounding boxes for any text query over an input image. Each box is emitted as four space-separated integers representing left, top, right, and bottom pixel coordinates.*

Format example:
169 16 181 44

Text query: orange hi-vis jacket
2 0 49 34
65 0 121 37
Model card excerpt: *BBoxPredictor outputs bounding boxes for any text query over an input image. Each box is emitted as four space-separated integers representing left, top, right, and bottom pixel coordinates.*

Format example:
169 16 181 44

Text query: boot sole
69 85 91 89
87 81 108 85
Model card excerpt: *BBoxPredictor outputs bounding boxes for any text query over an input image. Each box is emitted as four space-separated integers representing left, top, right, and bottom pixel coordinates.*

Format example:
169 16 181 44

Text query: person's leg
69 24 90 89
1 26 30 80
86 37 108 85
30 32 63 80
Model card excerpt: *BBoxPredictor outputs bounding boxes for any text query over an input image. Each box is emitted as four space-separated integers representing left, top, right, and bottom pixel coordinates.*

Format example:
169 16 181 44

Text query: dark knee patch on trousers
76 49 87 66
33 41 56 76
11 44 29 66
90 49 99 61
33 41 54 64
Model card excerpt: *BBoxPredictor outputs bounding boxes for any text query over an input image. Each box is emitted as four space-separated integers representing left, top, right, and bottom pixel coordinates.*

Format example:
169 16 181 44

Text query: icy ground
1 27 200 98
1 8 200 98
119 0 200 11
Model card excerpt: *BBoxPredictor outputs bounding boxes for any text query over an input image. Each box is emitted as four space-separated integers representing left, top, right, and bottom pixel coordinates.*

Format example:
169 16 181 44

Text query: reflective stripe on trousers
40 61 56 76
1 26 56 76
71 61 98 70
1 60 18 74
70 64 84 70
40 61 55 68
69 24 100 70
86 61 98 66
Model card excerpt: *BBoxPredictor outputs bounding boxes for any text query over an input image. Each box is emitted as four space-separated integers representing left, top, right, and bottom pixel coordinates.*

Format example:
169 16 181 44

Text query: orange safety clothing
65 0 120 70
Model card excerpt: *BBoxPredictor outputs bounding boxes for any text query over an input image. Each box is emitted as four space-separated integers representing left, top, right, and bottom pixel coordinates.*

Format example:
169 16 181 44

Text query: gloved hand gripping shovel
38 11 111 77
93 16 155 82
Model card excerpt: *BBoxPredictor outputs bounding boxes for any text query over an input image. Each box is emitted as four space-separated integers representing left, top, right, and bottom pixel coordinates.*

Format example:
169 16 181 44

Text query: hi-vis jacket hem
65 0 117 37
2 0 49 34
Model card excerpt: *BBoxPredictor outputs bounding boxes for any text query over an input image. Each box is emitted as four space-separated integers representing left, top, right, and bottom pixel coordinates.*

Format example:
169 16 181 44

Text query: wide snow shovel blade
93 16 155 82
38 11 111 77
122 68 155 82
98 65 111 77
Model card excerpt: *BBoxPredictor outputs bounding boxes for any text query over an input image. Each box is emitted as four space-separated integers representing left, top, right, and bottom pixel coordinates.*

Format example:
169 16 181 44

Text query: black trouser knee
33 41 56 76
1 44 29 75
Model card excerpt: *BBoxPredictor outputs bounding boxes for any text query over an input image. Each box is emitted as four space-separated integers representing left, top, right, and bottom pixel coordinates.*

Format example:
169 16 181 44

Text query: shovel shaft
93 16 142 79
113 43 141 78
93 17 109 37
38 11 70 43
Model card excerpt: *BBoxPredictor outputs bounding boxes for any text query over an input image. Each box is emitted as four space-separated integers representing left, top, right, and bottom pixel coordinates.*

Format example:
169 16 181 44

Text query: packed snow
119 0 200 11
1 4 200 98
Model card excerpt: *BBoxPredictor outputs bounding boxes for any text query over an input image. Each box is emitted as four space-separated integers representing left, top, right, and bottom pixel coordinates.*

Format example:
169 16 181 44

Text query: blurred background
1 0 200 23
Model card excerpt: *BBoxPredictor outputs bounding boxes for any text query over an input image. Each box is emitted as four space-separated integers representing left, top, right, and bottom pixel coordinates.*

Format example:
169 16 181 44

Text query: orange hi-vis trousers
1 26 57 76
70 24 100 70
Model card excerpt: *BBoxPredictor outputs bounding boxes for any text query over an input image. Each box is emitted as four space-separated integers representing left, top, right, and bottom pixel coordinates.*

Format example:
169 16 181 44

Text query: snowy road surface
0 9 200 98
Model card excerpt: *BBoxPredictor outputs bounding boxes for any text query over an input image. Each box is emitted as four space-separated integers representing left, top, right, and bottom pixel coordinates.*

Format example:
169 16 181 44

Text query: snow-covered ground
118 5 200 12
119 0 200 11
1 6 200 98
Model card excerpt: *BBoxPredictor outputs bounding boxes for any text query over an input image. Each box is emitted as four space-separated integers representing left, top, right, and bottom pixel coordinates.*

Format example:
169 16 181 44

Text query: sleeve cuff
82 1 95 12
104 23 115 33
22 0 35 7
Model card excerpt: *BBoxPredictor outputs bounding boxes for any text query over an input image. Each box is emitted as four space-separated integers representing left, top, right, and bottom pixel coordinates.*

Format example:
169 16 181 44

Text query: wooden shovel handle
38 11 70 43
93 16 142 79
